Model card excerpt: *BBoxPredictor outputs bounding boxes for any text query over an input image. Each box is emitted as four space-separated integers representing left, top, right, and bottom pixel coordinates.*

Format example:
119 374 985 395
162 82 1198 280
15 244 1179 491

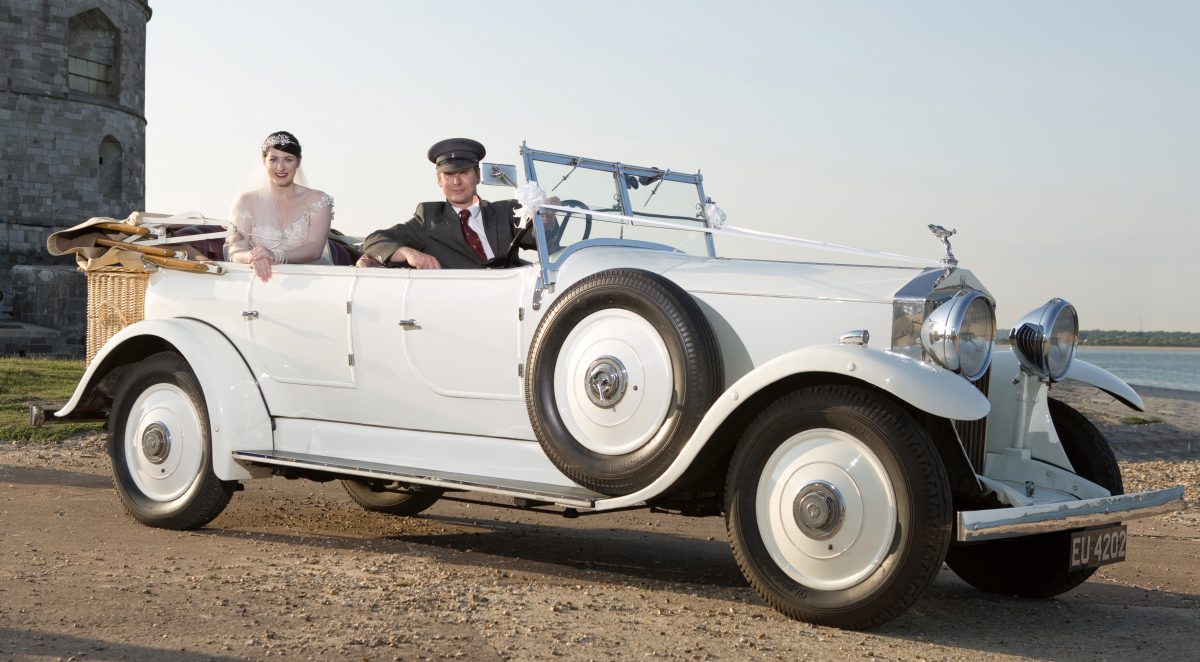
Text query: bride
224 130 333 282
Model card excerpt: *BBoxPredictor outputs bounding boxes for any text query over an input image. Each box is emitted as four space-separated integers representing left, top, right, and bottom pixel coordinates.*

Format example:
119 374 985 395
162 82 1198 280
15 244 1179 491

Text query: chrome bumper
956 486 1186 542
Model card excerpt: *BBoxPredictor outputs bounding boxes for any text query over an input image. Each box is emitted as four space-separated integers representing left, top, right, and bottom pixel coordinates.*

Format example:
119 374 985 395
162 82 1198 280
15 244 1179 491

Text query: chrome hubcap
794 481 845 540
585 356 628 408
141 422 172 465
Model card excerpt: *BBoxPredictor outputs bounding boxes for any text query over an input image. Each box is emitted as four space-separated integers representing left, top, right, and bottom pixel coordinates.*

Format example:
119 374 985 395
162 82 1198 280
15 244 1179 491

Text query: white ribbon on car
532 199 936 266
704 202 727 230
512 182 549 228
519 181 939 267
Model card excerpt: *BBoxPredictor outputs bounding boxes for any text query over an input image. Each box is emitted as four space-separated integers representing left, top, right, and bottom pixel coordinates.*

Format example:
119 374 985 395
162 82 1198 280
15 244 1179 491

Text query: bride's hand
249 246 273 282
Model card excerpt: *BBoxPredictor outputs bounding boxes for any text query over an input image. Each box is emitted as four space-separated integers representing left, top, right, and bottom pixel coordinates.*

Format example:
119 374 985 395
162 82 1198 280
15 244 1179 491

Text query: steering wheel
487 221 534 269
487 199 594 269
548 199 592 251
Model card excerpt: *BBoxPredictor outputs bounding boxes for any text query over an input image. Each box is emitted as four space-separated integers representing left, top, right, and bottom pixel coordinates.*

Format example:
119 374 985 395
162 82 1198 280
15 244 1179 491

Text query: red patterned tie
459 208 487 262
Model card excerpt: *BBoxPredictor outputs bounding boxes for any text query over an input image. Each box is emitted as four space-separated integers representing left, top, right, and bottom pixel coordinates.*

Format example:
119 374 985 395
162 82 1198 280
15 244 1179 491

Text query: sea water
1075 347 1200 393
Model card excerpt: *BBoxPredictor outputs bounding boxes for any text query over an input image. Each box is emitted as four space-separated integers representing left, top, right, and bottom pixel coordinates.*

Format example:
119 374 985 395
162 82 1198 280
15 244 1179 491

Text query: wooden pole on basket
94 237 181 258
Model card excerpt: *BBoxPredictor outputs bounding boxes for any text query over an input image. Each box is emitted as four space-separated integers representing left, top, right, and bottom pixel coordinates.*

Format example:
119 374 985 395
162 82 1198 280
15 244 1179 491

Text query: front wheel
725 385 952 629
108 352 235 530
944 398 1124 597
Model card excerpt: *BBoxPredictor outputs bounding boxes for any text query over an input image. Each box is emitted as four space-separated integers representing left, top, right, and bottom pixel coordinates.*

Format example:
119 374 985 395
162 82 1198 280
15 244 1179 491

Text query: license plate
1069 524 1127 570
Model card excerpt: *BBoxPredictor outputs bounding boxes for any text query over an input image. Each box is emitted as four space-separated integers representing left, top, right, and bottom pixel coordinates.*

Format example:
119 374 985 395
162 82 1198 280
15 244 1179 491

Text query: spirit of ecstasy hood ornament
928 224 958 269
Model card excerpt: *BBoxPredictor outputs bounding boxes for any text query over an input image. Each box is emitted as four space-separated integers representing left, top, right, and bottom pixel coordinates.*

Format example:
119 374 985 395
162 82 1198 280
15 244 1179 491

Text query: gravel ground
1 384 1197 661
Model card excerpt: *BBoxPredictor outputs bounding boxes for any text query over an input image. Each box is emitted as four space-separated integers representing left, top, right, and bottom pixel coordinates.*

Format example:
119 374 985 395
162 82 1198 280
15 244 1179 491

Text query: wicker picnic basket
48 212 228 363
85 266 149 363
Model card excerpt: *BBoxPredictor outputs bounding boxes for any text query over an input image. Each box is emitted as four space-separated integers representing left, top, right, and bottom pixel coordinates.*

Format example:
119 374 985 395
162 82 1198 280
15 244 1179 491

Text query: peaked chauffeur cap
428 138 486 173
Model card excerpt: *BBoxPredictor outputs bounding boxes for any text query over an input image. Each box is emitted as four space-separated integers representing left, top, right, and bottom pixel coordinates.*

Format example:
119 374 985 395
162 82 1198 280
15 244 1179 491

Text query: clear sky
144 1 1200 332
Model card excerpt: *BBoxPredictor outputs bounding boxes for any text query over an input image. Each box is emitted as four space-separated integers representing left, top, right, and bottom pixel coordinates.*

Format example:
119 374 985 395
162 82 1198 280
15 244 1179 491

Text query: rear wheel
341 480 443 516
945 398 1124 597
108 352 235 530
725 385 952 629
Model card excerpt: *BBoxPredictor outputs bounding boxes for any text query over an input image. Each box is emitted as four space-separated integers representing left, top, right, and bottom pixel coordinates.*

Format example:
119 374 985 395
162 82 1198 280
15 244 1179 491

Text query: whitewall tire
725 385 952 629
108 352 235 530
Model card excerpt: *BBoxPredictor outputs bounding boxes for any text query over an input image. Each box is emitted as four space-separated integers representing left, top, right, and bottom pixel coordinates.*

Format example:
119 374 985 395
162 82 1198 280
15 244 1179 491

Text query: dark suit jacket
363 198 534 269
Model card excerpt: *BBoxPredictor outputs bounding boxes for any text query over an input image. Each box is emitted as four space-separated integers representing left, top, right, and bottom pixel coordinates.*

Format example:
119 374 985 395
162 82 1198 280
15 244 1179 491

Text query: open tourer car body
43 145 1183 628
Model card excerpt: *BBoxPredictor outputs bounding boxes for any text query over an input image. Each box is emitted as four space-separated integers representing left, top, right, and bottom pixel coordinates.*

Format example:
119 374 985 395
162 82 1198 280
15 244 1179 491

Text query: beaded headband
261 134 298 152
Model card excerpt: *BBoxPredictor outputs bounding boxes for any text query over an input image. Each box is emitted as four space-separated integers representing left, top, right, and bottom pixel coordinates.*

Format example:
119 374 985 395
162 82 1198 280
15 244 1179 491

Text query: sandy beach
1052 382 1200 458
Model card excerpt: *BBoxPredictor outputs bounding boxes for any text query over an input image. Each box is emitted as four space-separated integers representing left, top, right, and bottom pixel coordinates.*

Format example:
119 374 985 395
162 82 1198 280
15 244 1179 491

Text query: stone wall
0 0 150 353
10 265 86 336
1 265 86 356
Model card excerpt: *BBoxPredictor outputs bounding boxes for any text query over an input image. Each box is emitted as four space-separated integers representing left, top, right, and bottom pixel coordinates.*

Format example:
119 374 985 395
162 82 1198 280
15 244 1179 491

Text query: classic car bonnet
661 257 937 303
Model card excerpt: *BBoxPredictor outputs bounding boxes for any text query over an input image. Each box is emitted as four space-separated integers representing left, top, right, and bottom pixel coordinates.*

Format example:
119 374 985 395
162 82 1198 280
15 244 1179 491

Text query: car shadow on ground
198 510 748 591
0 627 243 662
196 519 1199 654
383 512 747 586
0 464 110 489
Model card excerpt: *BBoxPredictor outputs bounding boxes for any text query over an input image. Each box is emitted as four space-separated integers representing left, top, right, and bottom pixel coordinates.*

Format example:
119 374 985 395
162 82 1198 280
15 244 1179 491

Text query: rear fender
56 319 272 480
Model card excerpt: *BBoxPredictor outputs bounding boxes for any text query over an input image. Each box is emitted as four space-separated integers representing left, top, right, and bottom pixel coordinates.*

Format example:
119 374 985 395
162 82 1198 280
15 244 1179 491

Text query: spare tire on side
525 268 723 495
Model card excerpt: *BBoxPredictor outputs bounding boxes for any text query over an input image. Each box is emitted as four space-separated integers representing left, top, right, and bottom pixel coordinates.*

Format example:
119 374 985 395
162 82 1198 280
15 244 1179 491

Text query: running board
231 450 604 509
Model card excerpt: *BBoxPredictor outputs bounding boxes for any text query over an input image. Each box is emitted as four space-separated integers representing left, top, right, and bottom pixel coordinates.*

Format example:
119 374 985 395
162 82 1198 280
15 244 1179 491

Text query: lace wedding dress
225 187 334 265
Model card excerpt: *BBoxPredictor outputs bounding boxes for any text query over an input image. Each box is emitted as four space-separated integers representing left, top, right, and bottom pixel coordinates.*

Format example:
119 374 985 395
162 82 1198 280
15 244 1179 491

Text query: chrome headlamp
1009 298 1078 382
920 290 996 381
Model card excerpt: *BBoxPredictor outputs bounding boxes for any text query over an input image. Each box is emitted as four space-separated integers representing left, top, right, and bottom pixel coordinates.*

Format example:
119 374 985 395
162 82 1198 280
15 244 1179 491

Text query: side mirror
480 162 518 187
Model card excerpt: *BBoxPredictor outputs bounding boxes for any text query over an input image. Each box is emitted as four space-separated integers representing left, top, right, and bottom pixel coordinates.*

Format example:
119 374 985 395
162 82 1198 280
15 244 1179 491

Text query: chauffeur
360 138 555 269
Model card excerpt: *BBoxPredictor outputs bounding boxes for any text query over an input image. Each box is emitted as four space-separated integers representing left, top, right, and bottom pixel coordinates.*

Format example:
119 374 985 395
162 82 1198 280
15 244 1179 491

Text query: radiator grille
953 367 991 472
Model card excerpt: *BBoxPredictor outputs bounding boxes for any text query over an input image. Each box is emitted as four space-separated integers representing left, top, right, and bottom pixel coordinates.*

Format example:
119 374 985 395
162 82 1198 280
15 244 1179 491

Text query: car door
350 266 534 437
245 266 357 417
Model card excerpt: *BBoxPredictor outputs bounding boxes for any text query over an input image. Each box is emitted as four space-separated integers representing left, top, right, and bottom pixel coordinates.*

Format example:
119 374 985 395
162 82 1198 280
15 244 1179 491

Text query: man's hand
391 246 442 269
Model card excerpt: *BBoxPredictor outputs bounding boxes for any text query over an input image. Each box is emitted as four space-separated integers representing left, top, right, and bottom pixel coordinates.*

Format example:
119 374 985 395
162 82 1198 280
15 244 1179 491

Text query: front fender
56 319 272 481
596 344 988 509
1066 358 1144 411
985 350 1143 472
720 345 991 422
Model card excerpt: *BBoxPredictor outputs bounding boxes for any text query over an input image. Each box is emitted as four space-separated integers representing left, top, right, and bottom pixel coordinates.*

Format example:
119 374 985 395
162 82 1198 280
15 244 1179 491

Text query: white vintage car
42 146 1183 629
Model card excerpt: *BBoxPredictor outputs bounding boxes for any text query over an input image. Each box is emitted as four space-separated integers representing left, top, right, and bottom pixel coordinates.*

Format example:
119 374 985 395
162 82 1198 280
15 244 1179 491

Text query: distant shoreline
1076 345 1200 352
1126 384 1200 401
998 343 1200 351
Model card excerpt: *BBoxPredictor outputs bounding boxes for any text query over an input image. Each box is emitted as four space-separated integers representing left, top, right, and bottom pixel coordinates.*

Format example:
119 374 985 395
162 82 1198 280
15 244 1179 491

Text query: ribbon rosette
704 202 727 229
513 182 549 228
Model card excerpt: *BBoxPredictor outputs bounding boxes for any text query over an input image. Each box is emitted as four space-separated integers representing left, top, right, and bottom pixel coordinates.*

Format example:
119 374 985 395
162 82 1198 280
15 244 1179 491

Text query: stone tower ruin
1 0 152 355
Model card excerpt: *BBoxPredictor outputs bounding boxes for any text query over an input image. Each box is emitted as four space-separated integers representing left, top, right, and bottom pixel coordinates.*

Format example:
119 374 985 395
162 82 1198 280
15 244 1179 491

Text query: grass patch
1121 415 1165 426
0 356 103 444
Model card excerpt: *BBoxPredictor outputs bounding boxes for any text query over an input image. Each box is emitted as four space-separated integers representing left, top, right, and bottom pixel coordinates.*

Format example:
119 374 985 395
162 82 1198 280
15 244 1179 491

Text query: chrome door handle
242 310 259 319
398 319 417 328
